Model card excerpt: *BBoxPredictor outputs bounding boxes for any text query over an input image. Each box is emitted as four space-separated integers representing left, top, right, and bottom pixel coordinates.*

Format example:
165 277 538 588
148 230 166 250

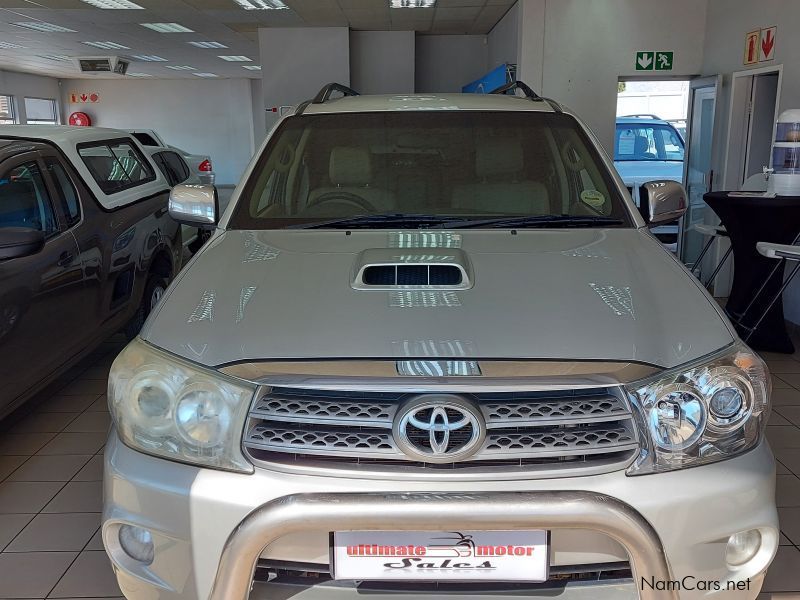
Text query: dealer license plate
332 530 548 582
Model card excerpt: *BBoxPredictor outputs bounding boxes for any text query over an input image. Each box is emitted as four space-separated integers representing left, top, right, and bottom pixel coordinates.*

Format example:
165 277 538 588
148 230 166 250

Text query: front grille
243 386 640 475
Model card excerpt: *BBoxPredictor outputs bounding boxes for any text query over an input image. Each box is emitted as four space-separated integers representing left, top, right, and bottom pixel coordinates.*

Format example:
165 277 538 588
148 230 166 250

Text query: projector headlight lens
108 338 254 473
627 342 770 475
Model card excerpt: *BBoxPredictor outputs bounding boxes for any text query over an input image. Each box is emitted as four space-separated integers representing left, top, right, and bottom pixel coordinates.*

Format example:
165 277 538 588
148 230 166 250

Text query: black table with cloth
702 192 800 353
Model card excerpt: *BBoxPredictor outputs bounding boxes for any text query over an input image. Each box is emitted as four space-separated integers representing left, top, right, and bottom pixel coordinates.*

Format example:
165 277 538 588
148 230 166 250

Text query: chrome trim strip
220 360 661 390
209 491 675 600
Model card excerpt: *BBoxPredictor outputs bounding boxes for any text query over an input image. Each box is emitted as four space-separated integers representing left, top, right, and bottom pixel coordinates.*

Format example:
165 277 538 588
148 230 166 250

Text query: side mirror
168 184 218 229
641 180 687 226
0 227 45 261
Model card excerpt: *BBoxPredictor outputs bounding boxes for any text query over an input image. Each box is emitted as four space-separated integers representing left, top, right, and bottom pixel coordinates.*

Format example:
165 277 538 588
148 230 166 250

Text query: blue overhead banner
462 63 512 94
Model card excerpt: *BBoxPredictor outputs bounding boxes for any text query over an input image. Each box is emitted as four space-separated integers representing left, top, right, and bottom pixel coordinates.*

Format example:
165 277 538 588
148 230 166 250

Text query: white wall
259 27 350 131
0 69 62 124
415 35 488 93
702 0 800 324
536 0 707 152
61 78 256 185
351 31 415 95
487 2 519 72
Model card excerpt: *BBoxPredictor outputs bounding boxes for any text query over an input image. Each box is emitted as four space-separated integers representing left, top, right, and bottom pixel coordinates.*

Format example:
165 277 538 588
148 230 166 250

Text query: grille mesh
244 386 639 474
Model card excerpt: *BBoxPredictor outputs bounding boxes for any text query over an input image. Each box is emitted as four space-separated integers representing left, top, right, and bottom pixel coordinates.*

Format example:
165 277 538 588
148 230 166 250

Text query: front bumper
103 432 778 600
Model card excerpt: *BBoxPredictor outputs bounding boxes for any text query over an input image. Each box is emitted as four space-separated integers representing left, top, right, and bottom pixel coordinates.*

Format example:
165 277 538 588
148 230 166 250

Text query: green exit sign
636 51 674 71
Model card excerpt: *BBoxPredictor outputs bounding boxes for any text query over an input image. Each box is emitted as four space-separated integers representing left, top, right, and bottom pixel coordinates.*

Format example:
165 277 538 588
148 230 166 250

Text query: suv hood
142 228 733 369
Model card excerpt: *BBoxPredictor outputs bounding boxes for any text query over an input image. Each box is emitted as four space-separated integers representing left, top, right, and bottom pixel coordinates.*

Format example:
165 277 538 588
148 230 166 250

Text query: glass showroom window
0 95 16 124
24 97 59 125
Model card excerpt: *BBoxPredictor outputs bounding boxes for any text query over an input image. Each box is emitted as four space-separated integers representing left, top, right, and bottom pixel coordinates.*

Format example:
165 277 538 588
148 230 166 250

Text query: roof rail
620 114 662 120
490 80 562 113
312 82 359 104
490 80 541 100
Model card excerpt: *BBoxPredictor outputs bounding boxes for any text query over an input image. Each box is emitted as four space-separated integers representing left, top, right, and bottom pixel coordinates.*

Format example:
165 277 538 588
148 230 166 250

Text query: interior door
680 76 721 267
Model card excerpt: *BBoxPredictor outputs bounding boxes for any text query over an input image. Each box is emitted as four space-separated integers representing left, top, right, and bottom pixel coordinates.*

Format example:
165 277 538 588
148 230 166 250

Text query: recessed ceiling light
141 22 194 33
390 0 435 7
127 72 152 77
193 72 218 78
83 41 131 50
131 54 167 61
13 22 77 33
242 65 262 70
39 54 71 62
218 55 251 62
0 42 25 49
80 0 144 8
188 41 228 49
165 65 196 70
233 0 288 9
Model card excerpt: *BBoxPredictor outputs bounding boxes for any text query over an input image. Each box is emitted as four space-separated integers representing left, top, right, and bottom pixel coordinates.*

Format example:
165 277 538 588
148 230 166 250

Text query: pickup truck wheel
123 275 168 340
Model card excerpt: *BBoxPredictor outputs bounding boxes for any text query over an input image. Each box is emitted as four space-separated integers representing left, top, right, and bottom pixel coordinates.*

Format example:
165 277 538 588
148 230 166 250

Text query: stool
690 224 732 290
737 241 800 343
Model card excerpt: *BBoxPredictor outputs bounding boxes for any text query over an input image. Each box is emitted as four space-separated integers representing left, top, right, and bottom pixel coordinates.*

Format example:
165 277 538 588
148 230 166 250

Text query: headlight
626 341 770 476
108 338 255 473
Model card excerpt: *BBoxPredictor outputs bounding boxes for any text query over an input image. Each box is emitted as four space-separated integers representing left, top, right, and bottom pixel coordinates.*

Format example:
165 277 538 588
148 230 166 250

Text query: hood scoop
352 248 473 290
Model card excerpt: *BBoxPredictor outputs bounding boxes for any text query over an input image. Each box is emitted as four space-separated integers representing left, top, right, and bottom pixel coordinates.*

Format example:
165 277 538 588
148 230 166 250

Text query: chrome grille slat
244 385 640 474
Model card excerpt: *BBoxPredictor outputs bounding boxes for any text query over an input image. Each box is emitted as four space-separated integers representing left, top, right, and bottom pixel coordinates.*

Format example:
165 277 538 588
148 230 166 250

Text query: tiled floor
2 333 800 598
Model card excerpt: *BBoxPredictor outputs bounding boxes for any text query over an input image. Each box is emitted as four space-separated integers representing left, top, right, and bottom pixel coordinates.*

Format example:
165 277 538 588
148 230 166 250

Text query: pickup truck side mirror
0 227 45 261
641 180 688 227
169 184 218 229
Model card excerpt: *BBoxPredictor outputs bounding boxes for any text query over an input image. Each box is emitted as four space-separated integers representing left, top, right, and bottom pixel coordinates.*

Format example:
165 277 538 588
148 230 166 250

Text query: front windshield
614 123 685 162
229 111 633 229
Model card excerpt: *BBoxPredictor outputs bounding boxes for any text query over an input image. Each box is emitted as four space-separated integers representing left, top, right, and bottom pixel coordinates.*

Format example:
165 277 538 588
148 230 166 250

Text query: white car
104 84 776 600
126 129 215 185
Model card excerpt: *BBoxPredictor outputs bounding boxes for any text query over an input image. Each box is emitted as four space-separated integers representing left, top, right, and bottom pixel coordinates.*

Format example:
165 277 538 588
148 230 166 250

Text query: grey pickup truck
0 126 182 419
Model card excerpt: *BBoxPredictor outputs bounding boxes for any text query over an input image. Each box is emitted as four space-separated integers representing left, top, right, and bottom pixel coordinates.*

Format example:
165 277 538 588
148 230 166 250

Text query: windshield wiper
437 215 625 229
286 213 452 229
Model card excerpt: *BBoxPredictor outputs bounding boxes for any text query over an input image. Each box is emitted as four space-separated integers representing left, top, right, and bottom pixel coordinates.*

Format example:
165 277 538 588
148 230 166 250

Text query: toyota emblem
393 395 485 463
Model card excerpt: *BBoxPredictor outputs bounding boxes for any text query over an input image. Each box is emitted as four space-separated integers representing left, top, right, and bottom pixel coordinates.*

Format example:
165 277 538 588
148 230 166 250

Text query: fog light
726 529 762 566
119 525 154 565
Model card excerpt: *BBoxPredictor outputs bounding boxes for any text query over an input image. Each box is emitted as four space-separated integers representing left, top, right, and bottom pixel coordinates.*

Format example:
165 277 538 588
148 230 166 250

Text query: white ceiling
0 0 514 79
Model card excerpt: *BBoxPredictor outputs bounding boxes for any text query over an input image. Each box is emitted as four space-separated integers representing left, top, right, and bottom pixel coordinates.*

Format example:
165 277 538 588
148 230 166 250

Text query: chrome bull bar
209 491 676 600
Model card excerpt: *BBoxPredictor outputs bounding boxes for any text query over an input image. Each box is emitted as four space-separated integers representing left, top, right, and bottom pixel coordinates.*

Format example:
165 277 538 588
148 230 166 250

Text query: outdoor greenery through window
230 111 632 230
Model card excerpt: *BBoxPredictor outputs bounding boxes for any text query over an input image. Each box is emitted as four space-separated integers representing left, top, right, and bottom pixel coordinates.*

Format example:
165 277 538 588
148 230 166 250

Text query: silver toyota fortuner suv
104 83 778 600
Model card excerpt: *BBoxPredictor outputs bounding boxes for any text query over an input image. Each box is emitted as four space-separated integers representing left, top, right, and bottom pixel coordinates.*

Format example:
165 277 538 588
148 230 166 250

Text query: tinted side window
0 162 58 235
78 140 155 194
45 159 81 227
152 152 175 185
163 152 190 184
132 132 159 146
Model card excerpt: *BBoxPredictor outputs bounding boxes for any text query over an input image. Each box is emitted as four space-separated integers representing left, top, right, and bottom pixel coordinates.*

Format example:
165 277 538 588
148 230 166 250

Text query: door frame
722 64 783 190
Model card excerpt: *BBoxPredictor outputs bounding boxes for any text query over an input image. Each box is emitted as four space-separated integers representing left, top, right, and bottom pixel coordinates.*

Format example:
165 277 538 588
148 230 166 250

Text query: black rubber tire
123 275 168 340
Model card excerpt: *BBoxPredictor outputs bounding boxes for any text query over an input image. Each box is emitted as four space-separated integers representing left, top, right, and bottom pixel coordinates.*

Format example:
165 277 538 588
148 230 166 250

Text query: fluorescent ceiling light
166 65 195 70
0 42 25 49
80 0 144 8
390 0 435 7
218 55 251 62
131 54 167 61
141 22 194 33
242 65 262 70
188 41 227 48
83 41 131 50
127 72 152 77
14 22 77 32
39 54 71 62
193 72 218 78
233 0 288 9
